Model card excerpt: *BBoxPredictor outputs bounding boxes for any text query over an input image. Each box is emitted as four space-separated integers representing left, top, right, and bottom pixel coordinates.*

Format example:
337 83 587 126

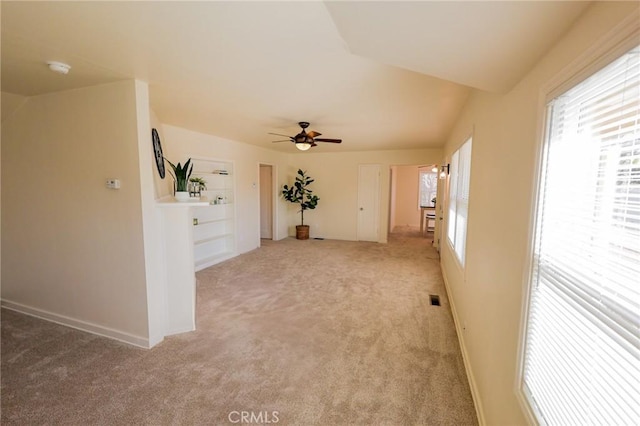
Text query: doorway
388 164 437 237
259 164 274 240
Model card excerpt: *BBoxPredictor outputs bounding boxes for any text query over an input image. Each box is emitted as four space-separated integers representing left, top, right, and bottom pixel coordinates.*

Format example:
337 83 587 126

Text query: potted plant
165 157 193 201
282 169 319 240
189 176 207 197
189 176 207 191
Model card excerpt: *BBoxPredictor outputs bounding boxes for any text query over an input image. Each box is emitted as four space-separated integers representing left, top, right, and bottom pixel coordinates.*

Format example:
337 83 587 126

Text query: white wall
134 82 169 347
1 81 151 345
439 2 640 424
393 165 420 227
1 92 27 123
161 124 290 254
289 149 442 242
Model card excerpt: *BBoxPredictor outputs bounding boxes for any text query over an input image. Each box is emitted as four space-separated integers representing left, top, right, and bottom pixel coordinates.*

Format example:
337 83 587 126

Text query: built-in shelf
154 162 235 334
190 157 236 272
194 232 233 245
197 217 232 226
156 196 209 207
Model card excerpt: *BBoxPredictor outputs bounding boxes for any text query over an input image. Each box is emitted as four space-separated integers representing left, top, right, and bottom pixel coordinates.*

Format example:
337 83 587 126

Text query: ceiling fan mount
269 122 342 151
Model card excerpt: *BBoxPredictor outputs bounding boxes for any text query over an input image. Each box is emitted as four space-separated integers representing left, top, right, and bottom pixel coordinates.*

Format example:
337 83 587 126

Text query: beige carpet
1 226 477 425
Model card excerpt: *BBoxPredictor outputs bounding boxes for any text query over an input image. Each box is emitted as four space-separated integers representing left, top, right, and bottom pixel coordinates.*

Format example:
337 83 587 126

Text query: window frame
446 136 473 267
515 17 640 425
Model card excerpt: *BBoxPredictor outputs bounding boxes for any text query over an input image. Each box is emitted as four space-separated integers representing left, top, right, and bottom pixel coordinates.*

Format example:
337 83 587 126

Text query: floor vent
430 295 441 306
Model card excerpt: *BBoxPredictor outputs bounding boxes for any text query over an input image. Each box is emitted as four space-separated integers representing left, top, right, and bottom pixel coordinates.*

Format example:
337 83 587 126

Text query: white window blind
522 45 640 425
447 138 472 265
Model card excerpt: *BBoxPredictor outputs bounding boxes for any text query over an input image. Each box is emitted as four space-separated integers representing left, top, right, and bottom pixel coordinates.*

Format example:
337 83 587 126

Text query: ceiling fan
269 122 342 151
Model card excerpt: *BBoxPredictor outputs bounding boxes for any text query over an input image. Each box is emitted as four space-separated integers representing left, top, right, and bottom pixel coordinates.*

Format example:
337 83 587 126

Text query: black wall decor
152 128 165 179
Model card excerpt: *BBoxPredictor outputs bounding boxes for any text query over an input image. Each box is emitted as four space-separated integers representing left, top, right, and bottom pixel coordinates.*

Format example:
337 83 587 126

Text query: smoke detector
47 61 71 75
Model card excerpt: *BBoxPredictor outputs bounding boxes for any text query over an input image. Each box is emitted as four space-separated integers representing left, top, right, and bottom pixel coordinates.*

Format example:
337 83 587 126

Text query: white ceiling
1 1 591 152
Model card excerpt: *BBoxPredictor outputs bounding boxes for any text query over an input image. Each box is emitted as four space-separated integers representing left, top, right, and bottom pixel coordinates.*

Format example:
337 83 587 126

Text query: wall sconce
439 164 450 179
431 166 438 173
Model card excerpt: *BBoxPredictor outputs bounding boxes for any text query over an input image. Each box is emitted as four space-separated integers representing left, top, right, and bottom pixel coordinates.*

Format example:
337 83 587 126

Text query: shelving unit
156 197 209 335
190 157 236 271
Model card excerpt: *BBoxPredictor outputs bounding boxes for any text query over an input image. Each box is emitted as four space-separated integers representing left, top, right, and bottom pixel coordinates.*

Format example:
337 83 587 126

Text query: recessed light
47 61 71 75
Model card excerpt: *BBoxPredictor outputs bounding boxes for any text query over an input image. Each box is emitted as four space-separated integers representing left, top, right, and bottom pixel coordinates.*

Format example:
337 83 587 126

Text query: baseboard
1 299 150 349
440 265 487 426
147 332 165 349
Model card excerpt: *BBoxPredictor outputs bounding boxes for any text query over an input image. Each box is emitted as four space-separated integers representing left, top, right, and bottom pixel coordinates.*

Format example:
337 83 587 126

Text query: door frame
387 163 440 243
258 163 277 242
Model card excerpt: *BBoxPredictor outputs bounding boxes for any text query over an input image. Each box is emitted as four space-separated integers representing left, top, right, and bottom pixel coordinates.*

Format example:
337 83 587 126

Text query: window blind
522 45 639 425
447 138 472 265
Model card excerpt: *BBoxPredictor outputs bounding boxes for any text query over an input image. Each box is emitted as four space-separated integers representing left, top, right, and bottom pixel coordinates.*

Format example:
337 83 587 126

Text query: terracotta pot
296 225 310 240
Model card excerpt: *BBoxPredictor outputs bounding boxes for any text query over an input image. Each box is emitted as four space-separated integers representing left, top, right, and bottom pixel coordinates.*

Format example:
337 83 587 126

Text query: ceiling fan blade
268 132 293 138
307 130 322 138
314 138 342 143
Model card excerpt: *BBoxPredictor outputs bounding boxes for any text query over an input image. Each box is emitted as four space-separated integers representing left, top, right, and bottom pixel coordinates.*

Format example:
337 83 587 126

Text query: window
521 46 639 424
419 168 438 207
447 137 472 265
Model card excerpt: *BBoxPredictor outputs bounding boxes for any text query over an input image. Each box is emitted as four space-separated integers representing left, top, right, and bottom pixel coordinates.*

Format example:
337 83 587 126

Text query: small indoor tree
282 169 319 240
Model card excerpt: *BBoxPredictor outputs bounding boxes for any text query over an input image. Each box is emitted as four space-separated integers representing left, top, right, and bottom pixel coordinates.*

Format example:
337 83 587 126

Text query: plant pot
174 191 190 202
296 225 310 240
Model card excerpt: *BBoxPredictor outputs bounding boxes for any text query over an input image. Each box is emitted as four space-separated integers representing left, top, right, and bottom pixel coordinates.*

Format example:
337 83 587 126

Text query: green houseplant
188 176 207 198
189 176 207 191
282 169 319 240
165 157 193 201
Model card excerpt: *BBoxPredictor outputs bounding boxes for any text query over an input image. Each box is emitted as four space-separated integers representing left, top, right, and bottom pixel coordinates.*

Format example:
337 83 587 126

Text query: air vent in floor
430 295 441 306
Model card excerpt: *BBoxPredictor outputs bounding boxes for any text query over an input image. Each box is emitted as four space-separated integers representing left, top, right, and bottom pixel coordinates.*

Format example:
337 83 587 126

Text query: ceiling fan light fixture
269 121 342 150
296 142 312 151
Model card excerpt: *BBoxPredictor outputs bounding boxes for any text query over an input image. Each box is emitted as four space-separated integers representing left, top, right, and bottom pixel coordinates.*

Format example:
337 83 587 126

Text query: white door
259 165 273 239
357 164 381 242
